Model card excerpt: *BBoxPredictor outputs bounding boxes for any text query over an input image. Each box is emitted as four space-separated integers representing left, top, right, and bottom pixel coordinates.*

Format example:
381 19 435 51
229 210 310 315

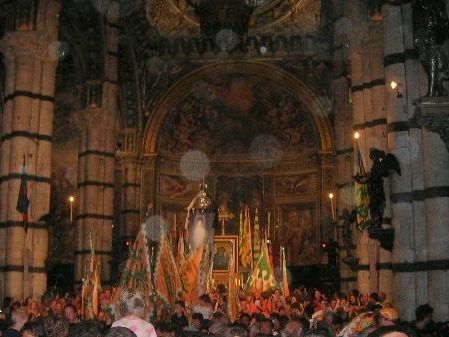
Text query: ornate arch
143 60 333 155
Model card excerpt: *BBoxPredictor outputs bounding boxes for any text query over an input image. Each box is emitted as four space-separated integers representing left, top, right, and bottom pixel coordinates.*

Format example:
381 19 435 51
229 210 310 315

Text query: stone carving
355 148 401 230
413 0 449 97
146 0 322 37
158 74 319 156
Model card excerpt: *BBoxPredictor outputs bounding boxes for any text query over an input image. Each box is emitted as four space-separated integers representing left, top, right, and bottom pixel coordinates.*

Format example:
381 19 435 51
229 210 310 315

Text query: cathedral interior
0 0 449 322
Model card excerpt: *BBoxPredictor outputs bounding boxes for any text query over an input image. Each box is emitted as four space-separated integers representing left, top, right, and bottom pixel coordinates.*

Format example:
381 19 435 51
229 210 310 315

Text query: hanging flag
355 148 370 231
253 207 262 264
82 230 101 319
153 231 183 307
240 207 253 269
16 156 30 232
281 246 290 297
245 240 276 297
110 227 154 320
227 254 239 322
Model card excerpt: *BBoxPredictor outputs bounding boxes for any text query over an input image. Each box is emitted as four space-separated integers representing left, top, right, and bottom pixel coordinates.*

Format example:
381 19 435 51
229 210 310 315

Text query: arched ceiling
143 61 334 156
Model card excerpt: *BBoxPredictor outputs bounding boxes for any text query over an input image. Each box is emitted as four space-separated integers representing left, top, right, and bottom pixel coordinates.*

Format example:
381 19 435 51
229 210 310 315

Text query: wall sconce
353 131 360 140
390 81 402 98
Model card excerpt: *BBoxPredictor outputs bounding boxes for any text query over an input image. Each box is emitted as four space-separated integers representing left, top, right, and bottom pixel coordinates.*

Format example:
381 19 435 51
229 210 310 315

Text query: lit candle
69 195 75 222
329 193 335 220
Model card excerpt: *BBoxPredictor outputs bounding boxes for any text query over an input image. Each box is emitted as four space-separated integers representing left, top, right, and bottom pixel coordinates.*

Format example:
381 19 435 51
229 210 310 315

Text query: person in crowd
20 320 45 337
63 304 79 325
170 300 189 332
67 320 102 337
5 308 28 337
105 327 137 337
190 313 205 332
226 324 249 337
42 315 69 337
193 294 214 322
410 304 434 337
111 289 156 337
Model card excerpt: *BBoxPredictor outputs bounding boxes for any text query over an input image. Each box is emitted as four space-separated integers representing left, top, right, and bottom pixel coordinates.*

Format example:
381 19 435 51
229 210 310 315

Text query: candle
267 211 271 238
329 193 335 220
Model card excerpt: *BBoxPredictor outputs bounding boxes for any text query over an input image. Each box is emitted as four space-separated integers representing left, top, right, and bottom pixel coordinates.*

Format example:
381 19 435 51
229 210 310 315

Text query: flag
227 254 239 322
81 230 101 319
281 246 290 297
180 246 204 305
110 227 154 320
153 232 183 307
355 148 370 231
245 240 276 297
16 157 29 231
239 206 252 269
253 207 262 264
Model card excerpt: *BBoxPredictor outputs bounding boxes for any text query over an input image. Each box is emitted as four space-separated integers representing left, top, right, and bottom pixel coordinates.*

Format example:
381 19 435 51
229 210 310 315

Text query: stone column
414 99 449 321
75 105 116 287
0 0 60 300
382 2 427 320
118 129 141 244
75 3 119 286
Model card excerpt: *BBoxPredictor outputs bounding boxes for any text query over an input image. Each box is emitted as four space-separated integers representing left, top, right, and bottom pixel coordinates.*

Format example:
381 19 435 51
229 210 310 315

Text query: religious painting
157 73 319 157
275 174 317 198
159 174 198 200
215 177 262 236
278 204 319 266
212 235 238 274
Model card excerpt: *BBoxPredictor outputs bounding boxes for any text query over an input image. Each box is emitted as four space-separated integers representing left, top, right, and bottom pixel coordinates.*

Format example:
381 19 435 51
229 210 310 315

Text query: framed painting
212 235 238 285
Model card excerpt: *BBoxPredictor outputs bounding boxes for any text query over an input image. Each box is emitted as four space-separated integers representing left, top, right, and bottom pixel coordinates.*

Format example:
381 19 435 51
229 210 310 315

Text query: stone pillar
118 129 141 244
382 2 427 320
0 0 60 300
414 99 449 321
75 105 116 287
75 3 119 286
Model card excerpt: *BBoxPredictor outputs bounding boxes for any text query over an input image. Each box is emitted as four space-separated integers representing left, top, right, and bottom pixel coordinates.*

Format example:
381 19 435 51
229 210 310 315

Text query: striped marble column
75 3 119 287
382 2 427 320
0 0 60 299
118 129 141 244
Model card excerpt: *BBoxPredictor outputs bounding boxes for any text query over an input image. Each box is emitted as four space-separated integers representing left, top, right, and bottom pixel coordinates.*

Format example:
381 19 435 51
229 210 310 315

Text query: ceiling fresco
157 72 320 156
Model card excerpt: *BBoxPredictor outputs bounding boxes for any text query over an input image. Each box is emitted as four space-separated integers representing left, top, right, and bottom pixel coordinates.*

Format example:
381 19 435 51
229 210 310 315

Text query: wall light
390 80 402 98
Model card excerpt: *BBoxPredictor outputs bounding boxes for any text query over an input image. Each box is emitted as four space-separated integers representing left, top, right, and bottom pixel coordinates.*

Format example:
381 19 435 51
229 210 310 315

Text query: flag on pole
111 226 154 320
153 231 183 307
16 156 29 232
81 230 101 319
253 207 262 264
245 240 276 297
227 254 239 322
355 148 370 231
240 206 253 268
281 246 289 297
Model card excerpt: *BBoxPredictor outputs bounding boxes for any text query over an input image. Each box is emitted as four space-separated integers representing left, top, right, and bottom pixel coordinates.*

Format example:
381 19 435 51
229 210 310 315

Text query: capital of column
0 31 57 63
413 97 449 153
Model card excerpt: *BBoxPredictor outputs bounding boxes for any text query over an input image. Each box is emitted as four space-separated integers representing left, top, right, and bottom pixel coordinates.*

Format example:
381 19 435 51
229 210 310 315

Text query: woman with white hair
111 289 156 337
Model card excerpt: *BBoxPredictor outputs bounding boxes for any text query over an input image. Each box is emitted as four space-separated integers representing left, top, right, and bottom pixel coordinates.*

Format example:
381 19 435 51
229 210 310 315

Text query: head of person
69 320 103 337
174 300 185 315
209 321 227 336
10 307 29 331
238 312 251 327
212 311 228 325
105 327 136 337
284 317 303 337
116 289 145 319
192 313 204 331
314 290 322 301
379 307 399 327
370 293 380 304
63 304 77 324
43 315 69 337
21 320 46 337
226 325 249 337
155 323 175 337
367 324 418 337
415 304 433 324
302 328 330 337
198 294 211 306
259 318 274 336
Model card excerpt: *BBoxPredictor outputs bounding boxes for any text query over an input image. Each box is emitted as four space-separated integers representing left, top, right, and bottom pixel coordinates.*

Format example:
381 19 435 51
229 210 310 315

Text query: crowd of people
0 287 448 337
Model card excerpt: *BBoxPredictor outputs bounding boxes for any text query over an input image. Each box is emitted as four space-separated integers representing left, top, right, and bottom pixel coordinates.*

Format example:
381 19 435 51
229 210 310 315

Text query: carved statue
354 148 401 229
413 0 449 97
